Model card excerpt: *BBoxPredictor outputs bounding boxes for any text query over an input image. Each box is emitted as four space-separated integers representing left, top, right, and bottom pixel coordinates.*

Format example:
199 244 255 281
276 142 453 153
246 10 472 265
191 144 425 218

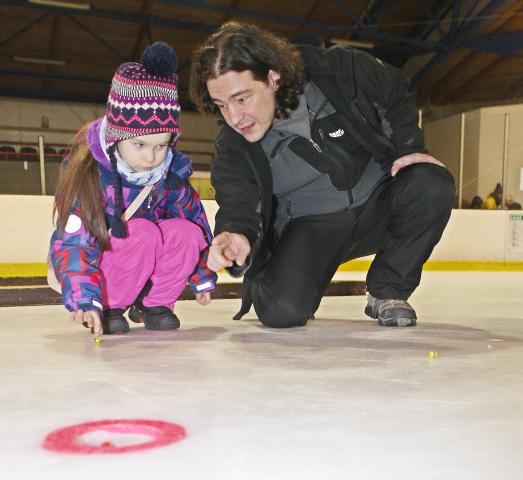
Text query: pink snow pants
99 218 207 311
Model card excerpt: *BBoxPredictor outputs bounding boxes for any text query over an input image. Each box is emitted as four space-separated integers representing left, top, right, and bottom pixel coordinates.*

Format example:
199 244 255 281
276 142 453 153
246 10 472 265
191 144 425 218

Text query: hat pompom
141 42 177 76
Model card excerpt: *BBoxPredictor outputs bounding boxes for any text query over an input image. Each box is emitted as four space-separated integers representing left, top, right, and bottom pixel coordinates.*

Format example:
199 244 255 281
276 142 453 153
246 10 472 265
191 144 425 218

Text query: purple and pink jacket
50 118 217 314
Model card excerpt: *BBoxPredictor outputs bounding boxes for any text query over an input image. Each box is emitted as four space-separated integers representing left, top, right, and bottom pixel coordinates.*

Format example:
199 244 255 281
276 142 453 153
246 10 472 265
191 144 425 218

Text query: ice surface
1 272 522 479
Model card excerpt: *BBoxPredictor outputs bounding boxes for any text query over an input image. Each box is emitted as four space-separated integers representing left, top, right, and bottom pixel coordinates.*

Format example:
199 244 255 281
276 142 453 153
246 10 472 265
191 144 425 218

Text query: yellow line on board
422 261 523 271
0 263 48 277
337 260 373 272
337 260 523 272
2 260 523 278
0 285 50 290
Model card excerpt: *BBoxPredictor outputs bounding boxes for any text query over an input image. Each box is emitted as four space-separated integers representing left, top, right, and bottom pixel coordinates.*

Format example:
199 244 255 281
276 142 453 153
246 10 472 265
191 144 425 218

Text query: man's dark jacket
210 44 427 289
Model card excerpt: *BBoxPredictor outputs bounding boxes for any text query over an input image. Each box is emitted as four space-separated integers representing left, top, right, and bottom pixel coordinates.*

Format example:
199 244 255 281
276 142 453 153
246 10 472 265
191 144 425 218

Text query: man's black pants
251 163 456 328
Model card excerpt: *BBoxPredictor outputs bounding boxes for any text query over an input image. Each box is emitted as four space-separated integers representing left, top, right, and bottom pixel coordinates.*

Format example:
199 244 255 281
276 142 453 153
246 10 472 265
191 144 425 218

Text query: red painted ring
43 419 186 454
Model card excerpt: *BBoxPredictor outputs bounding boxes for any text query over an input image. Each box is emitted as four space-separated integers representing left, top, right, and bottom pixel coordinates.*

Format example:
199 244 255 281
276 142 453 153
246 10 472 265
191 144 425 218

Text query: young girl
49 42 217 336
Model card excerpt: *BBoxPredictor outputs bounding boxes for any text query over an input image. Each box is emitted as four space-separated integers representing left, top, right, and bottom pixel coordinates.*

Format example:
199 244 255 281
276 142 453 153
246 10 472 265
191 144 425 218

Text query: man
483 183 502 209
190 22 455 328
505 195 522 210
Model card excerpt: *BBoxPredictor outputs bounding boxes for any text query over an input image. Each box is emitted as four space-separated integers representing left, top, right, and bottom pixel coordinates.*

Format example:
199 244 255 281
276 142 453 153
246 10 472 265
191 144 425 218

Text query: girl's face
117 132 172 172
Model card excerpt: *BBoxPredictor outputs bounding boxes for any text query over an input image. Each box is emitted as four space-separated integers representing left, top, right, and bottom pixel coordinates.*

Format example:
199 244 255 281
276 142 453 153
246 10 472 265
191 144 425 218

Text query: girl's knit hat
105 41 181 147
105 42 182 238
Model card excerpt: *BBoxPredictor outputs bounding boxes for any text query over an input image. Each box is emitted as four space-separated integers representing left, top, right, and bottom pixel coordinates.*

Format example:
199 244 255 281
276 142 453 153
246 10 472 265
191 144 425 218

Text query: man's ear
268 70 281 91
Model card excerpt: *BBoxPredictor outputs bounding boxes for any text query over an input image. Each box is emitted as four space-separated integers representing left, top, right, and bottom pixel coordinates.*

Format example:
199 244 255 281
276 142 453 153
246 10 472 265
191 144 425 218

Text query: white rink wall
0 195 218 264
0 195 522 265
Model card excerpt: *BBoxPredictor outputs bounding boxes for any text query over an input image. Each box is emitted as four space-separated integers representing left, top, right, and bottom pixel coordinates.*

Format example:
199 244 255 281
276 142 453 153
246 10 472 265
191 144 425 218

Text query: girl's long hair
53 124 110 250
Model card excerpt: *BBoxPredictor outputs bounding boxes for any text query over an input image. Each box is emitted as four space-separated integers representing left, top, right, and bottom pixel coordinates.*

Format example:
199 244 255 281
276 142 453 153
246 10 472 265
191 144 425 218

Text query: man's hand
391 153 445 177
69 309 103 337
195 292 211 305
208 232 251 272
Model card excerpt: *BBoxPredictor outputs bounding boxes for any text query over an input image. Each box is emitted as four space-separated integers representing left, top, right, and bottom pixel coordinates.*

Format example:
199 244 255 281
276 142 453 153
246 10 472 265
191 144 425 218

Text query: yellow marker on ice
428 349 439 359
94 337 102 345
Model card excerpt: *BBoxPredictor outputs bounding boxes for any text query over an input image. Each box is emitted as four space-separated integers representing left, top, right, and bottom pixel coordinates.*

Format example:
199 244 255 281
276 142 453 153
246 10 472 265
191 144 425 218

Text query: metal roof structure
1 0 522 109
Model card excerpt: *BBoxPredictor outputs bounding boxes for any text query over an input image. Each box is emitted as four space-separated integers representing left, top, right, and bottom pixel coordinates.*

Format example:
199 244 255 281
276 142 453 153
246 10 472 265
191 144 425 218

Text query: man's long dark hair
190 21 306 120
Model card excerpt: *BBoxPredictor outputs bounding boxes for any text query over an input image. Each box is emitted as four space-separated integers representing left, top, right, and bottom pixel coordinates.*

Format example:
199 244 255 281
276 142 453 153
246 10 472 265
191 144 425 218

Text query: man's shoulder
298 44 357 72
216 124 246 150
214 125 268 174
299 44 390 83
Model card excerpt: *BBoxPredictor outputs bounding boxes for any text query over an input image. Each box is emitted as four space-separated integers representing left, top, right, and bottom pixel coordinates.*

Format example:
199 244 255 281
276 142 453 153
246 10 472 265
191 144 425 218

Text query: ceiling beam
218 0 243 27
0 67 111 88
458 0 482 30
337 0 445 50
403 0 453 42
64 12 127 60
416 0 446 38
376 0 453 66
42 12 63 94
3 0 437 51
0 86 197 111
410 0 516 88
359 0 391 26
157 0 435 49
419 1 523 103
334 0 362 27
462 31 523 56
0 87 106 104
132 0 152 61
0 10 50 48
3 0 216 35
450 0 462 33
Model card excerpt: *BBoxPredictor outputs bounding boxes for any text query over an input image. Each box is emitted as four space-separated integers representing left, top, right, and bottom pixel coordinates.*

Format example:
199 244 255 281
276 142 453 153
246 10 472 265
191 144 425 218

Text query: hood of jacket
87 117 192 187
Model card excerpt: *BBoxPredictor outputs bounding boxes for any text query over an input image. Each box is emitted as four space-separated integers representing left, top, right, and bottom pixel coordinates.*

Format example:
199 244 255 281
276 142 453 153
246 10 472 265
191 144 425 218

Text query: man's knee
397 163 456 211
251 271 317 329
257 299 310 328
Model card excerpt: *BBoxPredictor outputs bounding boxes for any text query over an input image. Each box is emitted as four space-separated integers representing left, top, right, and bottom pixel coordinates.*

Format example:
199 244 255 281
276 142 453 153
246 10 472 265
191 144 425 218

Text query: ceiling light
331 38 375 49
14 56 66 66
28 0 91 11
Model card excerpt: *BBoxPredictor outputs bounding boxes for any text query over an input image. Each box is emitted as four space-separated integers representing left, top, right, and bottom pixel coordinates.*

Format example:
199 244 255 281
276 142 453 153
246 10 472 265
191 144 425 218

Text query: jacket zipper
310 140 322 152
309 98 329 124
146 184 155 213
318 127 354 204
272 86 328 154
272 130 322 156
311 96 354 203
308 98 329 153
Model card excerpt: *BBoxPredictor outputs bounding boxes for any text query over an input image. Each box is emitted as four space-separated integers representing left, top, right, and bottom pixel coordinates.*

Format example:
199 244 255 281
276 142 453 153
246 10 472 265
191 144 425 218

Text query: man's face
207 70 279 143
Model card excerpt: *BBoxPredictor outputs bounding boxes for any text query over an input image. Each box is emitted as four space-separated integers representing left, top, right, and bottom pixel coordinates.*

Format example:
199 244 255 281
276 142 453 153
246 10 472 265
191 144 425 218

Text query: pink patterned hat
105 42 181 148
